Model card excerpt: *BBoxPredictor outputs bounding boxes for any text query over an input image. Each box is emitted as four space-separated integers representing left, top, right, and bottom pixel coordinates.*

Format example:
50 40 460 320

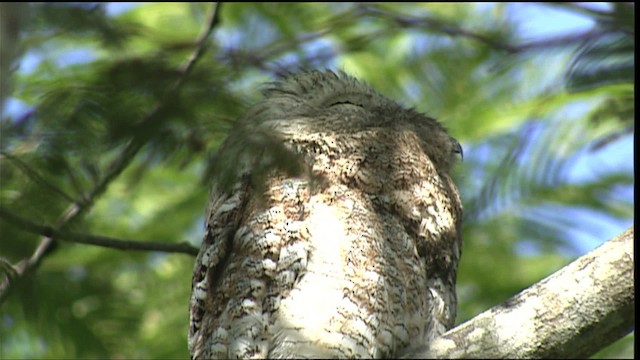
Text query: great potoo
188 70 463 359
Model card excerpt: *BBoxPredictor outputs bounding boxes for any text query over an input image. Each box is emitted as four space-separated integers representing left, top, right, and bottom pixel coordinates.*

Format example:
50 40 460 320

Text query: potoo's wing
188 182 249 359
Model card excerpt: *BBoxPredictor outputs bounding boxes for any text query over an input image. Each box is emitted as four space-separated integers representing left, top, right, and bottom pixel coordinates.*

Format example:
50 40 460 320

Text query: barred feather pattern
189 70 463 359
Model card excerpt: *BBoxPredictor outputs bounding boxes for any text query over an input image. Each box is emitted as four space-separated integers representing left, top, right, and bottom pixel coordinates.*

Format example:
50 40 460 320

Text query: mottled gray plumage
189 70 463 359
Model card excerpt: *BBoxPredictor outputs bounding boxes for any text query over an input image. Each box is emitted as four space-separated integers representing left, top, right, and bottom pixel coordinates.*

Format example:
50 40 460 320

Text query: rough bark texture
408 226 634 359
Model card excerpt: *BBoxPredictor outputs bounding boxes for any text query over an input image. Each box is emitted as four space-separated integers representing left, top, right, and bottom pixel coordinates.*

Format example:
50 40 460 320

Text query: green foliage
0 3 633 358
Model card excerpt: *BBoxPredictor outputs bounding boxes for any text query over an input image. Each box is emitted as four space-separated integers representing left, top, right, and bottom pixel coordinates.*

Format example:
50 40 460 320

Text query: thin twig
219 5 361 75
80 2 223 220
0 151 76 203
0 2 221 304
0 257 18 282
0 206 199 255
0 257 17 300
361 6 520 53
362 5 619 54
177 3 222 77
511 29 614 52
552 2 615 18
589 124 635 151
221 3 619 79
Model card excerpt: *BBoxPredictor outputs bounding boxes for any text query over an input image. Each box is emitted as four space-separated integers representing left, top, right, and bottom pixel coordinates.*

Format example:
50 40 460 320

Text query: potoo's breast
263 178 431 359
263 129 461 357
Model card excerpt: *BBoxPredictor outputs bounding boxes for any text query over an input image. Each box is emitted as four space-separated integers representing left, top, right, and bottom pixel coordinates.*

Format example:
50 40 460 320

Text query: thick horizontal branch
408 226 634 359
0 206 199 256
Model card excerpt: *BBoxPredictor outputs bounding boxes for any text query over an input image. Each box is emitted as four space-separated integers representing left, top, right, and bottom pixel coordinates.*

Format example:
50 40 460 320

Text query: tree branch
220 3 622 79
405 226 634 358
0 206 199 256
0 151 76 203
362 5 618 54
0 2 221 304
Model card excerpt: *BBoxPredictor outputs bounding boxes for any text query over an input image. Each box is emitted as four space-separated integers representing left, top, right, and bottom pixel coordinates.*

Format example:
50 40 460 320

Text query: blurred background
0 2 633 358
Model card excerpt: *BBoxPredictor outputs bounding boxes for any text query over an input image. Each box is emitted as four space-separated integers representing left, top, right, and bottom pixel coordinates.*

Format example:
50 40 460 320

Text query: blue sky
507 2 633 254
